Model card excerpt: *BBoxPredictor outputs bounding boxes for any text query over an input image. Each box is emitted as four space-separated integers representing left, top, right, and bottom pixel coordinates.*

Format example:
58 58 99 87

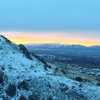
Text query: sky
1 32 100 46
0 0 100 46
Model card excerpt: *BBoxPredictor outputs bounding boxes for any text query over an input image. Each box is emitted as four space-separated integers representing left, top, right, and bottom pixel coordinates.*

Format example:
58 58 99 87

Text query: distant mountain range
26 44 100 51
26 43 100 47
26 44 100 57
26 44 100 67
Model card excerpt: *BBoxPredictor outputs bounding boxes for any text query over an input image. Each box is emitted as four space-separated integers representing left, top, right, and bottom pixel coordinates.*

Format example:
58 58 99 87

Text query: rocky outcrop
19 44 33 60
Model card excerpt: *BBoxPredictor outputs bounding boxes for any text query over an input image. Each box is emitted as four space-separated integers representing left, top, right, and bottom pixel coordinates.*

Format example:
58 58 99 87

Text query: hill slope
0 35 100 100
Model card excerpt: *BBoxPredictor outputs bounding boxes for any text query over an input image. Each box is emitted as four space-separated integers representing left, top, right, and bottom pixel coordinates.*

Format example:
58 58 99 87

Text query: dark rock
60 83 69 93
97 82 100 86
0 65 5 71
47 96 53 100
0 69 4 84
28 95 35 100
5 84 16 97
18 80 29 90
28 92 40 100
19 95 27 100
75 77 83 82
60 69 66 74
19 44 33 60
47 83 51 88
2 95 9 100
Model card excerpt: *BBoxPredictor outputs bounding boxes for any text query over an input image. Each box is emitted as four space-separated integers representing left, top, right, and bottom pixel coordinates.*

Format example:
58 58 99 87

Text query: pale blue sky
0 0 100 32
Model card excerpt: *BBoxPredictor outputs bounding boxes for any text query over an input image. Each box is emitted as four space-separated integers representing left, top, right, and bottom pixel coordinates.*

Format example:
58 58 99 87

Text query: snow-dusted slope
0 35 100 100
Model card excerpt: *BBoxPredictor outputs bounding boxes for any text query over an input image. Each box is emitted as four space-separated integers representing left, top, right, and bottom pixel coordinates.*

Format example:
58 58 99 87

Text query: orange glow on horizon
1 32 100 46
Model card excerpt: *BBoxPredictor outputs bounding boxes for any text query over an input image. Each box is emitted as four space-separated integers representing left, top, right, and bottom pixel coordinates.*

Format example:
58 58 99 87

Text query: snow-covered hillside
0 35 100 100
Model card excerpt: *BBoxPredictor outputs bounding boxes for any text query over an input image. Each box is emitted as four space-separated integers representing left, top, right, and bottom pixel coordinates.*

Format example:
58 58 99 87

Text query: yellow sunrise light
1 32 100 46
